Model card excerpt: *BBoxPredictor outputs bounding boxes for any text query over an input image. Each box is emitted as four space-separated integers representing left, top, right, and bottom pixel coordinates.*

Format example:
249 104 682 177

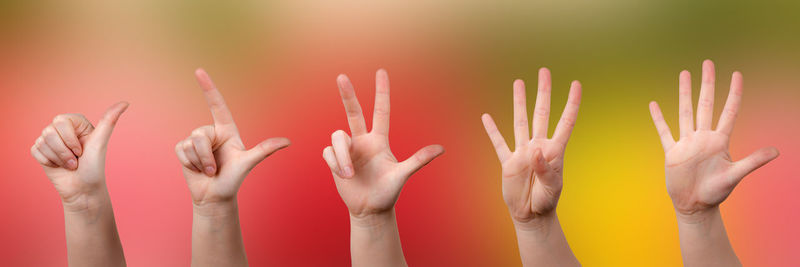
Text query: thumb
531 147 560 187
240 137 291 169
86 102 129 149
729 146 780 184
398 144 445 179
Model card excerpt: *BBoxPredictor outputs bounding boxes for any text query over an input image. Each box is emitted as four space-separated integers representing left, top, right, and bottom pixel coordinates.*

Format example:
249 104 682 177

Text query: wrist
61 186 112 214
193 200 239 218
675 206 721 225
349 209 396 229
513 212 557 233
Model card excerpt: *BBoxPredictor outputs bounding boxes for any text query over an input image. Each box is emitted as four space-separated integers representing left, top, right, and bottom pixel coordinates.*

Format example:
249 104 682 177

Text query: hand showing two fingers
176 69 290 207
30 102 129 208
482 68 582 226
322 69 445 218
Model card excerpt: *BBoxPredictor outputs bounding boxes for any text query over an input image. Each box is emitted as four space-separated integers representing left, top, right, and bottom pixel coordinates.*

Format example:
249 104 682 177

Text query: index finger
337 74 368 136
195 68 236 128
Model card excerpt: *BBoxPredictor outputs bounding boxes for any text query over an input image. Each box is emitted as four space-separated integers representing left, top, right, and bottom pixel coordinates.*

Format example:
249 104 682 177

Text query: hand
649 60 779 220
30 102 129 211
322 69 444 218
176 69 290 208
481 68 582 227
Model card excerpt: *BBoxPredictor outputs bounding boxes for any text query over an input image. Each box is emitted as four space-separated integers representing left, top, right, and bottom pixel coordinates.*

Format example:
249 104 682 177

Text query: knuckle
722 107 738 117
679 108 693 117
52 114 68 123
534 108 549 117
697 98 714 109
515 118 528 128
373 107 390 116
182 141 194 151
191 126 210 136
58 151 73 160
346 108 362 116
560 116 576 128
175 142 184 152
332 130 346 138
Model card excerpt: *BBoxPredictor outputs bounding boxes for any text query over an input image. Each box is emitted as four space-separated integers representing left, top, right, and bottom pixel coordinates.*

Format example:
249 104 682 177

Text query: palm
649 60 778 216
323 70 444 218
332 133 407 216
501 139 565 221
482 70 582 223
665 131 737 214
44 150 105 203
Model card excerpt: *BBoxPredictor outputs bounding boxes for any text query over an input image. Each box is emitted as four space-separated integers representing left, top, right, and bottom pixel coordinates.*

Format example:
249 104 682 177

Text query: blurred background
1 0 798 266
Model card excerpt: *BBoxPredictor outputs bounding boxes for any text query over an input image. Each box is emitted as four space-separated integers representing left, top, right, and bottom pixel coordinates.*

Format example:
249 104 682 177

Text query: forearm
349 209 407 267
62 188 126 267
676 207 741 267
191 201 247 267
514 213 580 267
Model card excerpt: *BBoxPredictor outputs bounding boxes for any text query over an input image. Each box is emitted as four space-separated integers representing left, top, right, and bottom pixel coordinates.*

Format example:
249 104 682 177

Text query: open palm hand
649 60 779 217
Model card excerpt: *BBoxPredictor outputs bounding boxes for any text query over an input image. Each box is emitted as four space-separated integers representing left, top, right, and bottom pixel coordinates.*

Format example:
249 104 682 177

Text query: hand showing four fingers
649 60 779 219
175 69 290 207
482 68 582 227
322 69 445 218
30 102 129 211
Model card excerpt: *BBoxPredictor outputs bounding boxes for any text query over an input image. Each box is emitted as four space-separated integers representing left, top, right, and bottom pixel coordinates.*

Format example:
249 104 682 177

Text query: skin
481 68 582 266
30 102 129 267
649 60 779 267
321 69 444 267
175 69 290 267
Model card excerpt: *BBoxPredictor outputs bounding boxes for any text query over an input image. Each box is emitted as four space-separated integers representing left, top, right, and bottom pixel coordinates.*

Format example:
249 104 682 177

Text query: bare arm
648 60 779 266
191 202 247 267
321 69 443 267
349 210 406 267
176 69 290 267
514 214 579 266
31 103 129 266
481 68 582 266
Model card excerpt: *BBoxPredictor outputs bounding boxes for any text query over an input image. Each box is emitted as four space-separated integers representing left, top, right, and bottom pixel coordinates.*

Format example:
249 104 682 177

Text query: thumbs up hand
31 102 129 212
176 69 290 208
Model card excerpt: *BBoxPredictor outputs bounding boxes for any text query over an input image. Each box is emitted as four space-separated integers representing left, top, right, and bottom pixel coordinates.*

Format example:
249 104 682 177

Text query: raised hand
30 102 129 267
481 68 581 227
322 69 444 218
322 69 443 267
649 60 779 266
175 69 290 207
178 69 289 267
481 68 581 266
31 102 129 211
648 60 779 218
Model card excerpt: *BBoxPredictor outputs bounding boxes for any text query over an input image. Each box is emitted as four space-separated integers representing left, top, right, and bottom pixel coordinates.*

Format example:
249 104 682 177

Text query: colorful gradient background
1 1 798 266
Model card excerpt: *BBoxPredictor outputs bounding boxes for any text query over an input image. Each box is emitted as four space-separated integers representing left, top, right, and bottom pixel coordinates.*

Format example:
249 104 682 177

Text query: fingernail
205 166 216 176
343 166 354 177
66 159 77 170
